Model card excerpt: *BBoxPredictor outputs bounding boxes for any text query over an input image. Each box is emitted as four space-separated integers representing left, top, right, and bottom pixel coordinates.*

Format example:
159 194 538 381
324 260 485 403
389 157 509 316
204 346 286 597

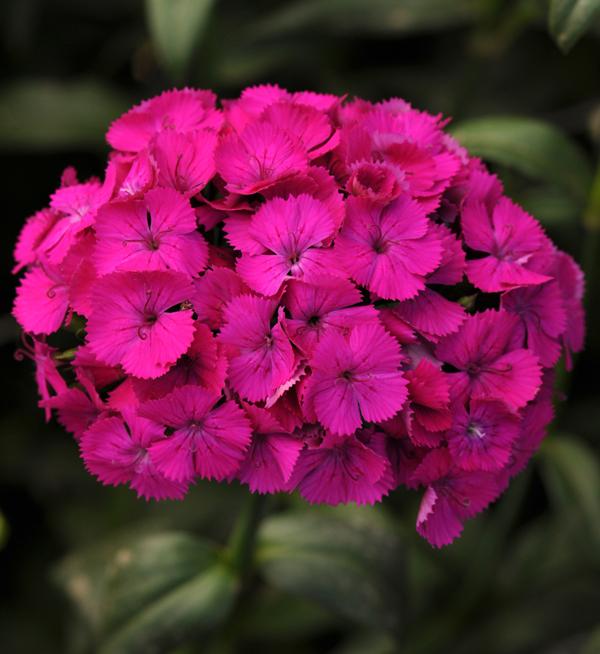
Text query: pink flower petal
107 88 222 152
335 195 442 301
215 121 308 194
140 385 252 482
13 266 68 335
218 296 296 402
86 270 195 379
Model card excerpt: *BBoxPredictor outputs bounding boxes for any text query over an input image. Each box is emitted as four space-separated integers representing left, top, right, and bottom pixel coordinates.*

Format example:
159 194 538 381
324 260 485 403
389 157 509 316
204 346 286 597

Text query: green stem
226 492 267 581
53 347 78 362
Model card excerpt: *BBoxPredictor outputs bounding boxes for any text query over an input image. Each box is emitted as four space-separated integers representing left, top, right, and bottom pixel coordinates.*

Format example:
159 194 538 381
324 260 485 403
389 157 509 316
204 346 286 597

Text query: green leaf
146 0 215 81
0 79 128 151
549 0 600 52
540 435 600 544
256 507 404 631
55 531 238 653
100 566 236 654
516 185 580 227
450 116 593 202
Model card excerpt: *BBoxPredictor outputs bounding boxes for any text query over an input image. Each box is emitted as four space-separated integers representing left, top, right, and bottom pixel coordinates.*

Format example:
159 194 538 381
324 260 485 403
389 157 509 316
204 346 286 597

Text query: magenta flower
446 400 520 471
12 86 585 547
237 404 303 494
139 385 252 483
43 179 111 263
335 195 442 301
262 165 346 233
289 430 390 505
45 384 104 441
502 281 567 367
215 120 308 194
223 84 339 133
462 197 554 292
260 101 338 159
152 128 217 197
283 277 379 356
13 208 61 272
132 322 228 401
382 143 460 213
346 160 406 204
412 448 501 547
218 295 296 402
303 323 407 435
107 88 222 152
435 310 542 412
236 194 338 296
334 107 460 213
81 414 188 500
94 187 208 276
86 270 195 379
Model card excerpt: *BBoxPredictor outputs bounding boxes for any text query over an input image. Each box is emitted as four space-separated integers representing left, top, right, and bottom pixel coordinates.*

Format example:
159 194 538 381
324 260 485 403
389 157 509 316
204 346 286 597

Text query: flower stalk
226 492 268 581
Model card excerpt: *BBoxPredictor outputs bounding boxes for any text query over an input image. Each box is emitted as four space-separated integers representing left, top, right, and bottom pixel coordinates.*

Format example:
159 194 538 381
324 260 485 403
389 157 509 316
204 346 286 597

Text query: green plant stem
226 492 267 581
53 347 78 362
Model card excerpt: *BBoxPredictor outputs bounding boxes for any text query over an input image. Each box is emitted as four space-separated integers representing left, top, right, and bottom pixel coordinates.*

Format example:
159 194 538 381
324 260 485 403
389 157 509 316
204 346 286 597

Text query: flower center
373 240 388 254
133 447 150 474
358 167 386 192
467 363 481 376
467 422 486 439
146 236 160 251
287 251 303 272
371 229 389 254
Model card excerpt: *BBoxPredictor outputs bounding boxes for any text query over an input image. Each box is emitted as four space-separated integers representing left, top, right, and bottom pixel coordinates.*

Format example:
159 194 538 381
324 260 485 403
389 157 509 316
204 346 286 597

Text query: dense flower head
12 85 585 548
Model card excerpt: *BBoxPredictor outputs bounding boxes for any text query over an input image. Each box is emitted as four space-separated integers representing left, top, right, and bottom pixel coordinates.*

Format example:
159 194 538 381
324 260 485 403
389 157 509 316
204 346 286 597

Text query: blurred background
1 1 599 653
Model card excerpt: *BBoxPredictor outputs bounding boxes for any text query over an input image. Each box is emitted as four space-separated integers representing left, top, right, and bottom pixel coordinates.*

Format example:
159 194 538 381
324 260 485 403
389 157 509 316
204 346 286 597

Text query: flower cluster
12 86 585 547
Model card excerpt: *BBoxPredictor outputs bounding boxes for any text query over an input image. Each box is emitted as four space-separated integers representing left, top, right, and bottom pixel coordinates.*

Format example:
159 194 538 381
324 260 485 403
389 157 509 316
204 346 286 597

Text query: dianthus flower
12 85 585 548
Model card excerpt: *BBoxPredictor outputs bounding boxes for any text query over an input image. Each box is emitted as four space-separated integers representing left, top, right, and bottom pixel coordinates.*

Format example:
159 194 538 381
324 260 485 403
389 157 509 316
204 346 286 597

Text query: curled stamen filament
46 283 61 299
